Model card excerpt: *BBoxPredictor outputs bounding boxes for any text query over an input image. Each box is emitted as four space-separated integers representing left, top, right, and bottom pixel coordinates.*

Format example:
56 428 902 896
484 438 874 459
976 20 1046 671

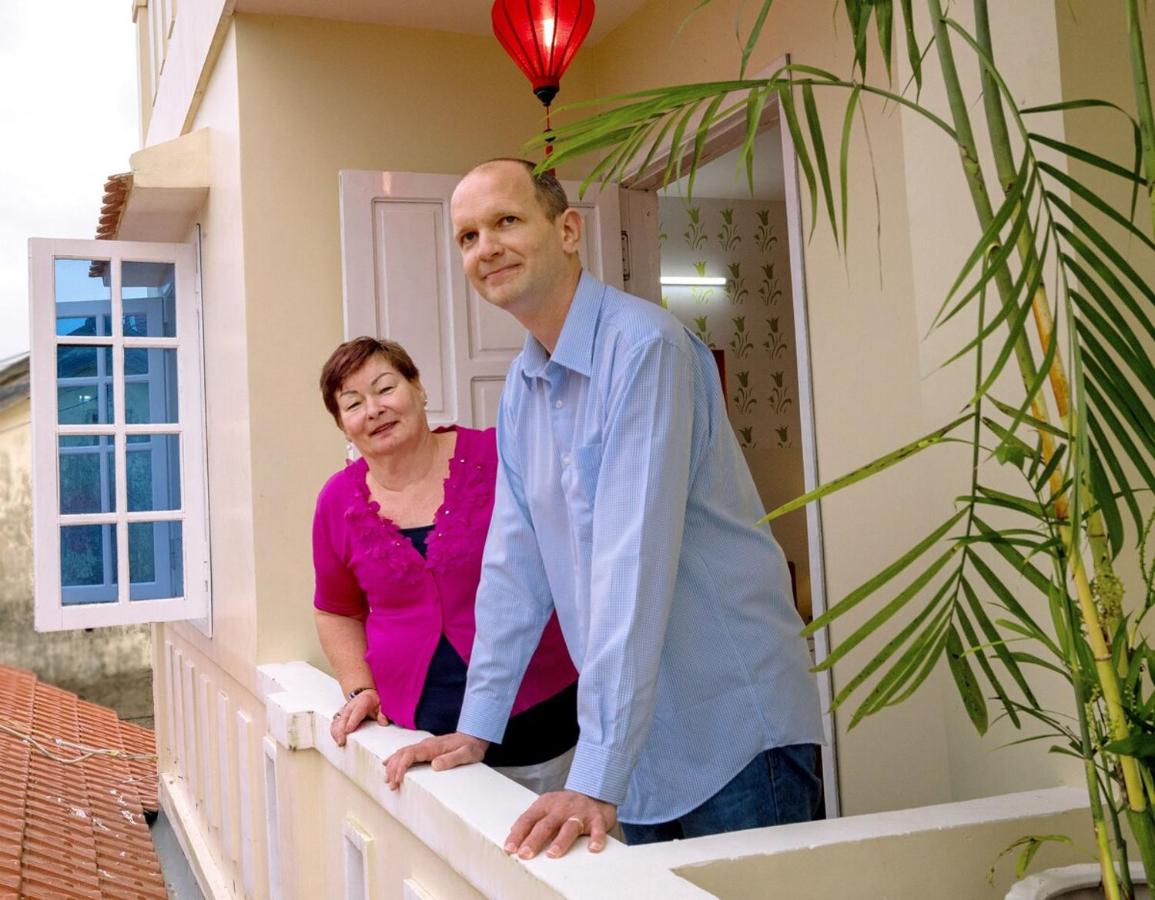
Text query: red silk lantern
491 0 596 110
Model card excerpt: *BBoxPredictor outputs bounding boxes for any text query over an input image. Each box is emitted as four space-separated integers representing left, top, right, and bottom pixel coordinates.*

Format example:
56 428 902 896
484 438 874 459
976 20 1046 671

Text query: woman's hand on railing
331 688 387 747
383 732 490 789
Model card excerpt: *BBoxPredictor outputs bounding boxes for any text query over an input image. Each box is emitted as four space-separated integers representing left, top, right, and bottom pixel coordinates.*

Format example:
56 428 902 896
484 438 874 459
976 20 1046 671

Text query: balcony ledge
259 661 1091 899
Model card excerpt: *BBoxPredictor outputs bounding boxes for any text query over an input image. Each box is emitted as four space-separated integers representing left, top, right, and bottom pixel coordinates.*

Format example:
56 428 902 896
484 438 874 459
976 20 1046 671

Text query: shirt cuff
457 695 514 745
564 739 634 806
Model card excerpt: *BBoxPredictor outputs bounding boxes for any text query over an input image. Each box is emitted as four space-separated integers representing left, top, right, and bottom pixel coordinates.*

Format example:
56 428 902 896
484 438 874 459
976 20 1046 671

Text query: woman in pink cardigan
313 337 578 791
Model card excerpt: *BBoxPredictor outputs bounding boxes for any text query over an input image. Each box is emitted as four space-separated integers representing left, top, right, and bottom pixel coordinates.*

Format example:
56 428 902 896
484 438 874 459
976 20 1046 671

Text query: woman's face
336 355 427 459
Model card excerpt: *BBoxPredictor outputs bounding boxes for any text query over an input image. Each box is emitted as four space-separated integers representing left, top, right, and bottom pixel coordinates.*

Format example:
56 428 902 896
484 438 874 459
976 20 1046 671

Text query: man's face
450 162 576 316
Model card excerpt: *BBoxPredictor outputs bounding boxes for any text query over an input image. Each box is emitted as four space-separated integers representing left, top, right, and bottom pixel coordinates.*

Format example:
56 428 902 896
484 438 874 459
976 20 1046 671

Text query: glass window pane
125 348 149 375
129 521 183 600
127 435 181 511
59 436 115 514
122 261 176 337
124 348 178 424
57 345 113 425
55 259 112 337
60 525 118 605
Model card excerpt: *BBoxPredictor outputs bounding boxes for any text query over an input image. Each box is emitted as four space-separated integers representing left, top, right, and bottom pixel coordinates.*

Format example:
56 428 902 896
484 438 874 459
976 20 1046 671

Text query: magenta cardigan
312 426 577 730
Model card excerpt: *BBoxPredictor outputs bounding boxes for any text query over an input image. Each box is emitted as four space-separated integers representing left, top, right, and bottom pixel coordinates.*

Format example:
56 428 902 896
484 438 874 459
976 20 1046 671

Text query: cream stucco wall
164 24 260 694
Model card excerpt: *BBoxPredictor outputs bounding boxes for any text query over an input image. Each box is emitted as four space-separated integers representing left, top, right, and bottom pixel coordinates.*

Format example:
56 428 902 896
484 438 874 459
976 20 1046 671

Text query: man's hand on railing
384 732 490 789
504 790 617 859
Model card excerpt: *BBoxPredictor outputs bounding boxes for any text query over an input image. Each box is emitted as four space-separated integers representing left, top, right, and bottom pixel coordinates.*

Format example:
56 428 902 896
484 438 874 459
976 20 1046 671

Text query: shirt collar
520 270 603 384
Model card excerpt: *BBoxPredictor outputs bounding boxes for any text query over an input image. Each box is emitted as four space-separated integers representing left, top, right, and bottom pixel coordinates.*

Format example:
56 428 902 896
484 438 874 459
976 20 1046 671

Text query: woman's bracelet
346 685 377 701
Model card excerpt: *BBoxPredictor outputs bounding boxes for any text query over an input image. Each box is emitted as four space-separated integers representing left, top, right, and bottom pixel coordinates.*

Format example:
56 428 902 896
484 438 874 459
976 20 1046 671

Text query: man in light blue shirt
385 159 823 858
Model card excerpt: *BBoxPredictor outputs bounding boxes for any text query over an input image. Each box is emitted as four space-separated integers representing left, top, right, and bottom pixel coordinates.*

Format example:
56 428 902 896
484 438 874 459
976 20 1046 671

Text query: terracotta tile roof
96 173 132 241
0 665 166 899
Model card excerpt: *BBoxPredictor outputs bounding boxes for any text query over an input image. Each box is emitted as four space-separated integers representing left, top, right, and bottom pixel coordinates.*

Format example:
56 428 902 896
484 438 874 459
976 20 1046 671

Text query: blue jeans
619 744 823 845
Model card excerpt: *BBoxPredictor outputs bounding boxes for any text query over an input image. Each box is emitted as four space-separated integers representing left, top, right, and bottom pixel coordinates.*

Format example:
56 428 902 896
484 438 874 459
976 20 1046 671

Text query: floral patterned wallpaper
659 197 811 617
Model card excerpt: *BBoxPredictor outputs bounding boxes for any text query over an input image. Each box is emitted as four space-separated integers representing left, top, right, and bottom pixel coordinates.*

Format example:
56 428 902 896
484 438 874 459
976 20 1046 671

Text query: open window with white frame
28 238 209 631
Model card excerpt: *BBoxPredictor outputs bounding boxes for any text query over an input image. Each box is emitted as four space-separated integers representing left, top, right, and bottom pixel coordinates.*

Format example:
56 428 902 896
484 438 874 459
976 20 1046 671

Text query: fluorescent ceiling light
660 276 727 286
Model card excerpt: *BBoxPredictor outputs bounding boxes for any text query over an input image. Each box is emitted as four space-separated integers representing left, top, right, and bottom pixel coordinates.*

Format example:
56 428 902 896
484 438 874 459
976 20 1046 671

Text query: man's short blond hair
471 158 570 221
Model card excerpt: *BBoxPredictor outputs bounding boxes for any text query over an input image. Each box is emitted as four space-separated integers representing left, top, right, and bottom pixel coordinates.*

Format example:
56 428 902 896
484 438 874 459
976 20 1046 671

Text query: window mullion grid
112 259 130 606
124 336 178 350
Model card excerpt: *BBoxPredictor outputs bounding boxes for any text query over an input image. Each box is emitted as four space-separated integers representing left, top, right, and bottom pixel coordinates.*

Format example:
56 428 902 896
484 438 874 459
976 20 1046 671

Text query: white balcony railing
259 662 1094 900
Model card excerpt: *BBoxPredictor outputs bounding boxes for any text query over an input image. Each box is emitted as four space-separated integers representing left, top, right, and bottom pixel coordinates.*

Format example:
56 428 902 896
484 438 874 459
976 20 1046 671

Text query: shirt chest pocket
563 441 602 544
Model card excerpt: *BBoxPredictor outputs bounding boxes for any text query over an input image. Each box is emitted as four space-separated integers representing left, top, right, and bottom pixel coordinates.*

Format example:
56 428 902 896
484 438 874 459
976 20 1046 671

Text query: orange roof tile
0 665 166 899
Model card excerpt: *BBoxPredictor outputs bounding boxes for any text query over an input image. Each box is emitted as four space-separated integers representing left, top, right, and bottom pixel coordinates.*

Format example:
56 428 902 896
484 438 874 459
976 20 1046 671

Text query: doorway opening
631 98 840 817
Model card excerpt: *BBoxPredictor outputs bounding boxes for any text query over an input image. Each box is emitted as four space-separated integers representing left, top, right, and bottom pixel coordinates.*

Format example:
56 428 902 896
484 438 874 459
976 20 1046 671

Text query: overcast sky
0 1 138 361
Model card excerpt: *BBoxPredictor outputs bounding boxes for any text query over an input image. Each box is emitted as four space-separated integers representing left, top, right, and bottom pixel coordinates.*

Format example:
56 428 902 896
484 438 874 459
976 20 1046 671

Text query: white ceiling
233 0 649 44
660 124 785 202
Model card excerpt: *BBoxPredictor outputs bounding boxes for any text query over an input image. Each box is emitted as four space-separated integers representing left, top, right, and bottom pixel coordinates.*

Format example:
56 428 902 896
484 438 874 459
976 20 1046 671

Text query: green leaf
845 0 872 79
946 624 989 734
1029 132 1144 184
954 599 1020 728
932 157 1033 329
874 0 894 78
960 577 1039 706
1032 444 1067 498
740 86 770 195
1089 447 1124 559
987 397 1071 441
801 82 839 247
811 544 961 669
1103 735 1155 759
829 576 953 709
687 93 730 199
973 518 1056 597
968 540 1059 657
1087 414 1147 538
764 415 971 523
1080 341 1155 465
852 612 952 725
937 225 1047 370
1008 651 1072 680
899 0 921 89
971 260 1045 402
805 511 967 635
969 484 1045 519
1040 161 1155 253
1053 196 1155 308
738 0 775 80
778 84 819 236
1072 290 1155 409
1085 383 1155 496
980 417 1034 472
988 835 1075 885
838 85 861 250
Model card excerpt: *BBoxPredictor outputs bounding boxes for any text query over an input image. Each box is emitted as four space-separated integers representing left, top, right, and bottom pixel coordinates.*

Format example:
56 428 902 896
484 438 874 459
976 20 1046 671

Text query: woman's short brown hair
319 336 420 427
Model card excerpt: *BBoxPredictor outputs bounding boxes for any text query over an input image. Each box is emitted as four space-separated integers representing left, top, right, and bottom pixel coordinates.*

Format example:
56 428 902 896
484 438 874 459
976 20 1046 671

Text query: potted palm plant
538 2 1155 897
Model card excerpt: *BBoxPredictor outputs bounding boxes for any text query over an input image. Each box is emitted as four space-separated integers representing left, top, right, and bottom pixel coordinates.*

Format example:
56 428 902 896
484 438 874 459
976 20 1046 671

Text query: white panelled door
338 170 624 429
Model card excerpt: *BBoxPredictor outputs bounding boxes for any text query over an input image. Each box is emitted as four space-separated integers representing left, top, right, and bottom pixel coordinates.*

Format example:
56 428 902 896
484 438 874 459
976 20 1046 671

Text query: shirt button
554 399 565 409
562 453 571 465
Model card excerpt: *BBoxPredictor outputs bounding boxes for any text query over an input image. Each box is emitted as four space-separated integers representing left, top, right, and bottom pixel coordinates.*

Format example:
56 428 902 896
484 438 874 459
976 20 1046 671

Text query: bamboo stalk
921 0 1048 412
959 0 1154 888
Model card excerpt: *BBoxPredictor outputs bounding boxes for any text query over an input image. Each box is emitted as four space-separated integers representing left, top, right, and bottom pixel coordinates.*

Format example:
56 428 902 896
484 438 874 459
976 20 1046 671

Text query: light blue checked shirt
458 272 823 824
